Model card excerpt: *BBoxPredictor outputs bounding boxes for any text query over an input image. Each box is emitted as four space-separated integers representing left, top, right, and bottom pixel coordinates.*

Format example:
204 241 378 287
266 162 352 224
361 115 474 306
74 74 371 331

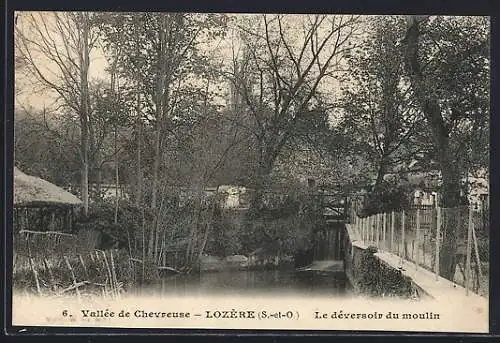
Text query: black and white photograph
10 11 490 332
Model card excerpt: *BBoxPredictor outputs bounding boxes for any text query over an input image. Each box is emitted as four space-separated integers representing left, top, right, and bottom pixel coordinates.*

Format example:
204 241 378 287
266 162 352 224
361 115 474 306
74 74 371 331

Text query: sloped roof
13 167 83 207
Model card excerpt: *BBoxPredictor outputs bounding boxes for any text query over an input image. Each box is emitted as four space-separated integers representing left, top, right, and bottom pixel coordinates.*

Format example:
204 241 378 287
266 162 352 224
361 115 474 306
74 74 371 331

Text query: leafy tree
99 13 228 210
403 15 489 278
338 16 428 193
14 109 81 186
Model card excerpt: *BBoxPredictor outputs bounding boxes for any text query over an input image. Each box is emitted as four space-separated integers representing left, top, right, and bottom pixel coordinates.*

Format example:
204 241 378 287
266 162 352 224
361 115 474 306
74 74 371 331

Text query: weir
295 195 348 273
295 192 487 318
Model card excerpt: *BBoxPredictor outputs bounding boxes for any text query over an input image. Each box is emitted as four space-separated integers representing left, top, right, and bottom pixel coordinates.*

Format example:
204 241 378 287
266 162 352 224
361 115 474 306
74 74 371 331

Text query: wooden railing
353 206 489 297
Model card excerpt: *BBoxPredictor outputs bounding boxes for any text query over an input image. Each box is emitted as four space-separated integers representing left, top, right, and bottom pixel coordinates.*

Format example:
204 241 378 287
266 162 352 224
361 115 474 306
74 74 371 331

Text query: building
13 166 83 233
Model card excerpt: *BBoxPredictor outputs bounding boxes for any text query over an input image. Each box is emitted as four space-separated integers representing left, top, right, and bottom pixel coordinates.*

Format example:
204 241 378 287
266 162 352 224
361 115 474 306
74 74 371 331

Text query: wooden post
79 254 89 279
366 216 370 244
472 224 483 278
391 211 395 253
29 258 42 296
472 223 482 293
435 207 441 280
367 216 370 243
415 209 420 269
69 208 73 232
383 212 387 251
63 208 68 232
363 217 368 244
401 210 406 259
43 258 57 293
362 217 366 243
110 250 119 298
372 215 376 244
465 205 474 296
49 211 55 231
369 215 373 245
376 213 380 248
423 210 427 267
102 251 115 298
64 256 81 298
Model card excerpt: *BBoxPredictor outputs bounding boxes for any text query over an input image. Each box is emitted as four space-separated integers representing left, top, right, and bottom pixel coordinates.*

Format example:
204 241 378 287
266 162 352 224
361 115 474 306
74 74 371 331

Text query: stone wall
344 225 423 299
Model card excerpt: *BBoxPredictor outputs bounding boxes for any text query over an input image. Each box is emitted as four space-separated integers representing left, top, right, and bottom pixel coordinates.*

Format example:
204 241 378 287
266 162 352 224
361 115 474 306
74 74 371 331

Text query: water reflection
136 269 351 297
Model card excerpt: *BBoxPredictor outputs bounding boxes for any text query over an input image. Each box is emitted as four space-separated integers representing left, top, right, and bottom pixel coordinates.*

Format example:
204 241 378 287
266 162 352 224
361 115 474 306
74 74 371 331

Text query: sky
15 12 110 111
14 12 366 118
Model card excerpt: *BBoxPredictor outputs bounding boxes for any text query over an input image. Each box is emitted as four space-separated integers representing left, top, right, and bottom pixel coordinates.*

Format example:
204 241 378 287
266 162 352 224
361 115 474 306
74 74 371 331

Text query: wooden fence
13 230 129 298
353 205 489 297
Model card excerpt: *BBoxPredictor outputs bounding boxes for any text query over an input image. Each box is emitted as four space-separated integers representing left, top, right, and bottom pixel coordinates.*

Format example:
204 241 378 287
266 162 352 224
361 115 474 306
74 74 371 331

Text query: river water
135 269 351 298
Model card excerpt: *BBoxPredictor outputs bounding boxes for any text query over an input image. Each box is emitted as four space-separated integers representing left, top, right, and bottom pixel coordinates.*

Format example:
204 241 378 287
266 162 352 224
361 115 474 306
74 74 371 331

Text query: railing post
365 217 370 245
358 216 361 241
401 210 406 259
366 216 369 244
466 205 473 296
391 211 395 253
361 217 364 242
383 212 387 251
472 224 483 278
367 216 370 243
376 213 380 248
360 216 363 240
373 215 376 245
365 216 369 244
355 216 358 237
361 217 365 242
370 215 374 245
367 215 370 244
415 208 420 270
435 207 441 280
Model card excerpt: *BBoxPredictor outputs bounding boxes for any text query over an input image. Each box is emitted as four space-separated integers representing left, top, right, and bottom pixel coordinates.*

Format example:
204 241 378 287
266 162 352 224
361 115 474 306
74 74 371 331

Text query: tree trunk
151 15 168 211
374 156 388 191
148 122 161 258
134 20 143 208
96 162 102 198
249 152 275 215
111 52 120 225
185 195 202 267
151 122 161 210
81 142 89 217
114 125 119 224
135 92 143 207
79 14 90 217
404 16 461 280
438 145 461 279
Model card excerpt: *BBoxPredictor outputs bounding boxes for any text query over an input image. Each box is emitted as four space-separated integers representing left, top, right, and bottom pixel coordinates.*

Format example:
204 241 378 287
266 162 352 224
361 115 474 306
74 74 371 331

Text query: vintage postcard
9 11 490 333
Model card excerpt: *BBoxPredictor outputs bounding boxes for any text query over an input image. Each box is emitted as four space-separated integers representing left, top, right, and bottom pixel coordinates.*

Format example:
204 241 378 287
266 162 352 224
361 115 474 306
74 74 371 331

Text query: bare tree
228 14 360 210
15 12 100 216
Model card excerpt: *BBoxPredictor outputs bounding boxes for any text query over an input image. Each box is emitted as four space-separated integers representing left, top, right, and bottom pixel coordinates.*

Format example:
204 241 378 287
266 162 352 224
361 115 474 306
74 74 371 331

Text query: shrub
358 247 415 298
75 199 154 252
359 182 412 217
